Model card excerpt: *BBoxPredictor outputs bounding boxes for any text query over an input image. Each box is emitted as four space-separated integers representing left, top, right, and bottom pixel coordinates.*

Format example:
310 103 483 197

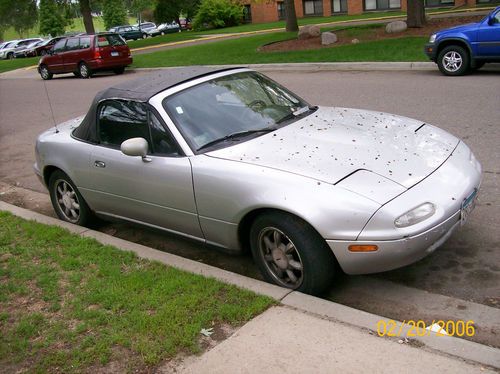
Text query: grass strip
0 211 273 372
132 32 428 68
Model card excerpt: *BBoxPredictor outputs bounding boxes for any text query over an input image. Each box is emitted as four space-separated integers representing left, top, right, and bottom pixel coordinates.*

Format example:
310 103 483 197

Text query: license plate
111 51 119 57
461 188 478 225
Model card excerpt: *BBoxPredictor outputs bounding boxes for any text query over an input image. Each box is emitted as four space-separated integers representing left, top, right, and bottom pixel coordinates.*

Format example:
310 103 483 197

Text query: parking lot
1 66 499 346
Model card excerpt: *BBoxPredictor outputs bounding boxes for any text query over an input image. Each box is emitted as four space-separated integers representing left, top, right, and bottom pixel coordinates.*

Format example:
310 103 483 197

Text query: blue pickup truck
425 6 500 75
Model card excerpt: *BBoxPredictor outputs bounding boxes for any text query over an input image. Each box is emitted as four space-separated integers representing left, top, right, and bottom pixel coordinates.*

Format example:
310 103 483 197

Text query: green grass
132 32 428 68
0 211 273 372
0 57 38 74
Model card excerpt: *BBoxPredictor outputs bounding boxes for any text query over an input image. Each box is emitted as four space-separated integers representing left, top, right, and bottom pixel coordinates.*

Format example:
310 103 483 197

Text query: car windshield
162 71 312 152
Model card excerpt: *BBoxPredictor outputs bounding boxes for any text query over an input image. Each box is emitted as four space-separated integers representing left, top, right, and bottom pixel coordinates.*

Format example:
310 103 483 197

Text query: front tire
250 212 336 295
437 45 470 76
49 170 93 226
39 65 53 80
78 62 92 78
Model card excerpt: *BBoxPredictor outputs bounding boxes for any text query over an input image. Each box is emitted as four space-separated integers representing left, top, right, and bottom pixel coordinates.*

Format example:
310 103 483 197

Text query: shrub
193 0 243 30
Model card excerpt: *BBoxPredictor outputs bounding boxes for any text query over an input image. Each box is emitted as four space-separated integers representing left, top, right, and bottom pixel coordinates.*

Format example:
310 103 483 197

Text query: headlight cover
429 34 437 43
395 203 436 228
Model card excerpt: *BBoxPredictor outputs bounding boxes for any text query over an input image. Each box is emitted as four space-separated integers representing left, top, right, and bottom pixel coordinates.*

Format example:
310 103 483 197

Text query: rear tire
113 67 125 75
7 52 14 60
39 65 53 80
250 211 336 295
437 45 470 76
49 170 94 226
142 33 147 39
78 62 92 78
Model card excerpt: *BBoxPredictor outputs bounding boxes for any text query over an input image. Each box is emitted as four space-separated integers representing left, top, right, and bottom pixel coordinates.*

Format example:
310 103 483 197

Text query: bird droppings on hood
208 107 459 189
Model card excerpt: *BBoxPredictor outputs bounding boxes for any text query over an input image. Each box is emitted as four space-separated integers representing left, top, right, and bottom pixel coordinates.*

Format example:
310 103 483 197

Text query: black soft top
73 66 242 142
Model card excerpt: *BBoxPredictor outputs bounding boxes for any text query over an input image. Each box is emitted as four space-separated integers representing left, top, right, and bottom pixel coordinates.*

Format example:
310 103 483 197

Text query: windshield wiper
276 106 317 124
197 128 275 152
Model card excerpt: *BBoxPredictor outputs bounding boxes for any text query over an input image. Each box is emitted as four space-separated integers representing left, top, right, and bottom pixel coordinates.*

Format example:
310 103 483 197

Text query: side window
53 39 66 53
149 111 181 156
98 100 151 149
97 36 110 47
79 37 91 49
65 38 79 51
494 11 500 25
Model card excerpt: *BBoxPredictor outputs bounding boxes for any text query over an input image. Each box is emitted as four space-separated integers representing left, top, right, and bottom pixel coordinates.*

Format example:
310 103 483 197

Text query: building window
425 0 454 7
364 0 401 10
332 0 347 13
243 4 252 23
303 0 323 16
277 2 286 20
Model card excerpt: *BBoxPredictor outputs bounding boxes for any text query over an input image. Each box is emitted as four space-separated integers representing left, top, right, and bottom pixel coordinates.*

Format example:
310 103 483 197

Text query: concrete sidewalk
174 306 495 374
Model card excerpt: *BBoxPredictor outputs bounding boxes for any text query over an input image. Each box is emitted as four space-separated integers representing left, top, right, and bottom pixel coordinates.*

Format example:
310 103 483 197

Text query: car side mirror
488 15 497 26
121 137 151 162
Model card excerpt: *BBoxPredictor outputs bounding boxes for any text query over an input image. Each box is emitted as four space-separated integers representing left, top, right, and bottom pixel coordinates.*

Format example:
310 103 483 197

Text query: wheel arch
43 165 65 187
436 38 472 59
237 207 329 256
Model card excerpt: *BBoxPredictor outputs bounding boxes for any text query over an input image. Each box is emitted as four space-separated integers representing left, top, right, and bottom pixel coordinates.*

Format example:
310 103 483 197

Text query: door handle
94 160 106 168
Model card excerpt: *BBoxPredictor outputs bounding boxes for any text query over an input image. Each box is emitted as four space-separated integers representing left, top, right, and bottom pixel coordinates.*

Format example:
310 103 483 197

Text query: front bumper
328 141 481 275
327 210 461 274
424 43 437 61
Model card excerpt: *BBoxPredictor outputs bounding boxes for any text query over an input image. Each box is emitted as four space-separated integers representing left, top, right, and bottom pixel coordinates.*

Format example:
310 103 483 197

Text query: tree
407 0 426 28
0 0 37 39
102 0 128 29
12 0 37 37
39 0 66 37
154 0 181 24
284 0 298 32
192 0 243 30
79 0 95 34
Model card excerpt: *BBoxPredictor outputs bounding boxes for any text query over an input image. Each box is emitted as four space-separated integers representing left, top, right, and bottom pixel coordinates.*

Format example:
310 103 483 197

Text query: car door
47 39 66 73
477 9 500 57
61 37 80 72
87 99 204 239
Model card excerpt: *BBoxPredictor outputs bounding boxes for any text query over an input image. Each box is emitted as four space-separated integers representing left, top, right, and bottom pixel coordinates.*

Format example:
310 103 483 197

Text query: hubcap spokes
55 180 80 222
443 51 462 72
259 227 303 288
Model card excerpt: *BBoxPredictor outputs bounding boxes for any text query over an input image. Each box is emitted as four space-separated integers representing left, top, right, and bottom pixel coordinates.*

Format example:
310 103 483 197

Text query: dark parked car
14 40 46 58
179 18 192 31
38 33 132 80
34 36 67 56
109 25 147 40
425 5 500 75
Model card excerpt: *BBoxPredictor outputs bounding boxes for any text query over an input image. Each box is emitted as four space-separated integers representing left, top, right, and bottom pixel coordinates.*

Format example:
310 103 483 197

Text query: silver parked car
34 67 481 294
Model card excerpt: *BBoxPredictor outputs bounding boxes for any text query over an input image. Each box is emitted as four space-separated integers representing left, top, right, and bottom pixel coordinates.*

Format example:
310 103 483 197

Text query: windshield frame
160 71 313 154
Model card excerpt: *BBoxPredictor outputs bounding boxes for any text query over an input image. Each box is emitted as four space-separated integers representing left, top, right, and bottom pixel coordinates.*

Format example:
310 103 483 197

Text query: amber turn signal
348 244 378 252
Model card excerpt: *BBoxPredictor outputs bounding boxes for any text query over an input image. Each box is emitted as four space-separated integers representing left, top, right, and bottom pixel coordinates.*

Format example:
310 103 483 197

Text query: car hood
208 107 459 189
437 23 478 35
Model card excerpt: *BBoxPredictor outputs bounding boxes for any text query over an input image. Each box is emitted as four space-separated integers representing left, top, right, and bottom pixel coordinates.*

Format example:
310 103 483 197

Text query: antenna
42 78 59 133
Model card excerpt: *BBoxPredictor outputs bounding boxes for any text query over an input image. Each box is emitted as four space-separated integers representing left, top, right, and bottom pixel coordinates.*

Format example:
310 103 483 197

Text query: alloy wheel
54 179 80 223
442 51 463 73
258 227 304 288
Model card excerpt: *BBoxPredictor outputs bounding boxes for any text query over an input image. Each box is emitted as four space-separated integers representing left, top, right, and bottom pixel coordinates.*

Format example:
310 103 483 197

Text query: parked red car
38 33 132 80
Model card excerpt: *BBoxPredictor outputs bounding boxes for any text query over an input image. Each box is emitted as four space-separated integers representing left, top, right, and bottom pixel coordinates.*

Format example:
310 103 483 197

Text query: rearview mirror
121 137 151 162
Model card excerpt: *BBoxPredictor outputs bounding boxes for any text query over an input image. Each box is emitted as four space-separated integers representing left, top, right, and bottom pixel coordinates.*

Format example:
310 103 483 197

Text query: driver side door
477 9 500 57
86 99 204 239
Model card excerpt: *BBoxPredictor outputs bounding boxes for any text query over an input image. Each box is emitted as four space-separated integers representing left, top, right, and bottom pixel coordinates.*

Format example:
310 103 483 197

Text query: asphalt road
0 66 499 344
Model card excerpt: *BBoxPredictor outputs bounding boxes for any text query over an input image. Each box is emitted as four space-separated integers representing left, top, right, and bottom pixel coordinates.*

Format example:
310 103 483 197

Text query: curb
1 200 499 369
132 62 437 73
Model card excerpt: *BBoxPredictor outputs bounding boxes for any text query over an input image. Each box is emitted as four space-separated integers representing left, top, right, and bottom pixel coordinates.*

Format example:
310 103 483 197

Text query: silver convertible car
34 67 481 294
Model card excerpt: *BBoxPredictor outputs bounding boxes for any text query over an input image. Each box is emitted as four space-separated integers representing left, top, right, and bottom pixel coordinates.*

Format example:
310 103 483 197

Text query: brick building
241 0 499 24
